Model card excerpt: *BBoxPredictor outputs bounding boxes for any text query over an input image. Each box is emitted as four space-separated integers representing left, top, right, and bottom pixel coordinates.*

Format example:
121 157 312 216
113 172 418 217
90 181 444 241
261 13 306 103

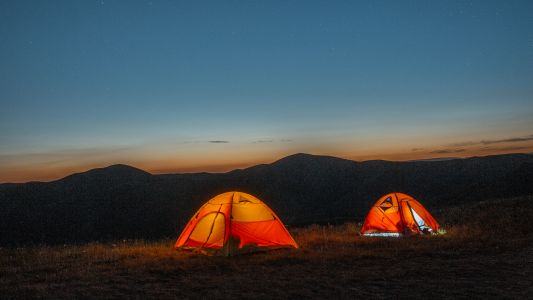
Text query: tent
175 191 298 255
361 192 440 237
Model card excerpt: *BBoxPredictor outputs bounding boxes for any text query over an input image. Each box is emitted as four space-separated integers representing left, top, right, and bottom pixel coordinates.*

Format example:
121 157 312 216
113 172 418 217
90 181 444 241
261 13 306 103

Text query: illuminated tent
175 191 298 255
361 192 440 237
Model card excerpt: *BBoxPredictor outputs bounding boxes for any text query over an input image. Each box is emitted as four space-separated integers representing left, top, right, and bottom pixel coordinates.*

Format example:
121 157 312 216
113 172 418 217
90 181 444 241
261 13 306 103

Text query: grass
1 196 532 299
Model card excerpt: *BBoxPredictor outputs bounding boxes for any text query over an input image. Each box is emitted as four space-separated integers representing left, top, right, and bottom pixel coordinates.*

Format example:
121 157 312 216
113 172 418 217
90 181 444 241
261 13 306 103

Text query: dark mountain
59 164 151 183
1 153 533 245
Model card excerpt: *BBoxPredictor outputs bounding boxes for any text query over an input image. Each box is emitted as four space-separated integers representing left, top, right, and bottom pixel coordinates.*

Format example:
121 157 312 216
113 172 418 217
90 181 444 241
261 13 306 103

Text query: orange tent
175 191 298 255
361 192 440 237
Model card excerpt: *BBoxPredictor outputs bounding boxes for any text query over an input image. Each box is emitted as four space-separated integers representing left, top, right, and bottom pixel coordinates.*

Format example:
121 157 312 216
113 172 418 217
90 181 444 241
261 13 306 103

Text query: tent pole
228 193 235 256
395 193 406 236
201 204 223 249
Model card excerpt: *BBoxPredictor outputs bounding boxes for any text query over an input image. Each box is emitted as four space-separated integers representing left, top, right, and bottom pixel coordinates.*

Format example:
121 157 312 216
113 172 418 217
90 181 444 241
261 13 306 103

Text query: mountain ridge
2 152 531 185
1 152 532 245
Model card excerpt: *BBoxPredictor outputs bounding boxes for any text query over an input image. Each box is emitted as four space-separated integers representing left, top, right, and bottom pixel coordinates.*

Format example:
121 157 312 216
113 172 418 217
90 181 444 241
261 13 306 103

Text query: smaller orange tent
361 192 439 237
175 191 298 255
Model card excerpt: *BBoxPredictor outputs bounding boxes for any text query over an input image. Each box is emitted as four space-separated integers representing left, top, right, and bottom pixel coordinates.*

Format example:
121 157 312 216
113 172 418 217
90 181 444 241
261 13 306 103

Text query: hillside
1 153 533 245
1 196 532 298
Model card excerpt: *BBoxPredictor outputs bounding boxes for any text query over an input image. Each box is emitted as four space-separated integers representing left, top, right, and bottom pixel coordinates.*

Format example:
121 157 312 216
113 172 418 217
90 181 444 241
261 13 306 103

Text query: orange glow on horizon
1 142 532 183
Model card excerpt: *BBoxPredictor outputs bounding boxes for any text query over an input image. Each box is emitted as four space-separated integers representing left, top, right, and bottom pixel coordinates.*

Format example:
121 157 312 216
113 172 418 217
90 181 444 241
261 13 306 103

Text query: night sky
1 0 533 182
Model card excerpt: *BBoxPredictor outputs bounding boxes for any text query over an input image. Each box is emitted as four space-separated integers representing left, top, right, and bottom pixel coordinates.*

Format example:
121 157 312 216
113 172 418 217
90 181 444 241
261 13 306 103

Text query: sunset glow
1 1 532 183
2 133 533 183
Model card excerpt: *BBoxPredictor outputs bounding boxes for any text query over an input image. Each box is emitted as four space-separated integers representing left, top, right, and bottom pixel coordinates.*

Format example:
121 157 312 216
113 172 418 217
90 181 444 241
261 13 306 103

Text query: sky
1 0 533 182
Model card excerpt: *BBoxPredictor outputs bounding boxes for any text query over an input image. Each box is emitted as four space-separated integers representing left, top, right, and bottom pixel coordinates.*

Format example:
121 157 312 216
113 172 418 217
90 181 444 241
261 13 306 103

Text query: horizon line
2 151 531 185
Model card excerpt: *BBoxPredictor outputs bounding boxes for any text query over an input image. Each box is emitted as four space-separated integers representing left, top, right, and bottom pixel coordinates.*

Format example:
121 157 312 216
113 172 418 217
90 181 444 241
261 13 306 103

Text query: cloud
251 139 293 144
497 146 529 151
450 134 533 147
0 146 131 163
449 141 477 147
208 140 230 144
252 140 274 144
482 146 531 152
411 148 424 152
480 135 533 145
430 148 466 154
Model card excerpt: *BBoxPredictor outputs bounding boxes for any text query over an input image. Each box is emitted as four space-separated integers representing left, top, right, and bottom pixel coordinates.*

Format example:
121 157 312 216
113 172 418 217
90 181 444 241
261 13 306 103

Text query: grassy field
1 196 532 299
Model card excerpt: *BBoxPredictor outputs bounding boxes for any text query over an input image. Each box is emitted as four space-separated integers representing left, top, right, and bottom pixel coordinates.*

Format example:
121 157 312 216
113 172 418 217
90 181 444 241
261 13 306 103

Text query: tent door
188 211 226 247
407 203 432 234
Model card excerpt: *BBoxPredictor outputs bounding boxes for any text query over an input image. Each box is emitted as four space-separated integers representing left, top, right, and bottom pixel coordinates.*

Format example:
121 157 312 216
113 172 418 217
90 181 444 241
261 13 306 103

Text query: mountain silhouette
60 164 151 182
1 153 532 245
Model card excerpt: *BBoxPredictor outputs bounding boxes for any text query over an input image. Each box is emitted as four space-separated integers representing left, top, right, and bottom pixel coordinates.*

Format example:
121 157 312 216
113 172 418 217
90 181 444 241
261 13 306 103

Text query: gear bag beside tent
175 191 298 255
361 192 440 237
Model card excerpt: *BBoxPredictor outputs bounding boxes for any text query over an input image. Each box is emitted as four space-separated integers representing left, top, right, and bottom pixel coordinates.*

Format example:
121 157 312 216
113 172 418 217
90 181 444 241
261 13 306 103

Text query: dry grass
1 196 532 299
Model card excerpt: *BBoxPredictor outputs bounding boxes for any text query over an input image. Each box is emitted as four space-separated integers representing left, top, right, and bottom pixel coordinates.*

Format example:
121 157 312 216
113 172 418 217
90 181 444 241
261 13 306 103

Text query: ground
1 197 532 299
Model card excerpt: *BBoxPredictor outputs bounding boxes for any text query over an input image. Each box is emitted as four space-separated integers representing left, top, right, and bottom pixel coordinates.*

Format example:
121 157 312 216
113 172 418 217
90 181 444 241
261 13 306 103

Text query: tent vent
380 197 393 206
239 196 252 203
379 197 393 212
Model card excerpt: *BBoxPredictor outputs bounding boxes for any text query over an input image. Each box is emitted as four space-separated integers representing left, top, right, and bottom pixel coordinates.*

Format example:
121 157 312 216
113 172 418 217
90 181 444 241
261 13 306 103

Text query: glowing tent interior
361 192 440 237
175 191 298 255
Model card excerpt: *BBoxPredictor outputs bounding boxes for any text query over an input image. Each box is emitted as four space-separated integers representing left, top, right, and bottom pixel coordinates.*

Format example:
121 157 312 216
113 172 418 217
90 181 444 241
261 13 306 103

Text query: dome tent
175 191 298 255
361 192 440 237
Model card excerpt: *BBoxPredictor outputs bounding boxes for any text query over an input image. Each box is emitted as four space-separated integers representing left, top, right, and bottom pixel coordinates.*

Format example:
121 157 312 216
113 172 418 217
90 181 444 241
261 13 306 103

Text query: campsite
2 1 533 298
1 153 533 298
1 195 531 298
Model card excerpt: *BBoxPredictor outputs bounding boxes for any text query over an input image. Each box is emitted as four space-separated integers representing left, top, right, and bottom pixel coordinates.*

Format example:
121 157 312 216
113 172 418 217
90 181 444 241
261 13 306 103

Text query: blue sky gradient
1 0 532 181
